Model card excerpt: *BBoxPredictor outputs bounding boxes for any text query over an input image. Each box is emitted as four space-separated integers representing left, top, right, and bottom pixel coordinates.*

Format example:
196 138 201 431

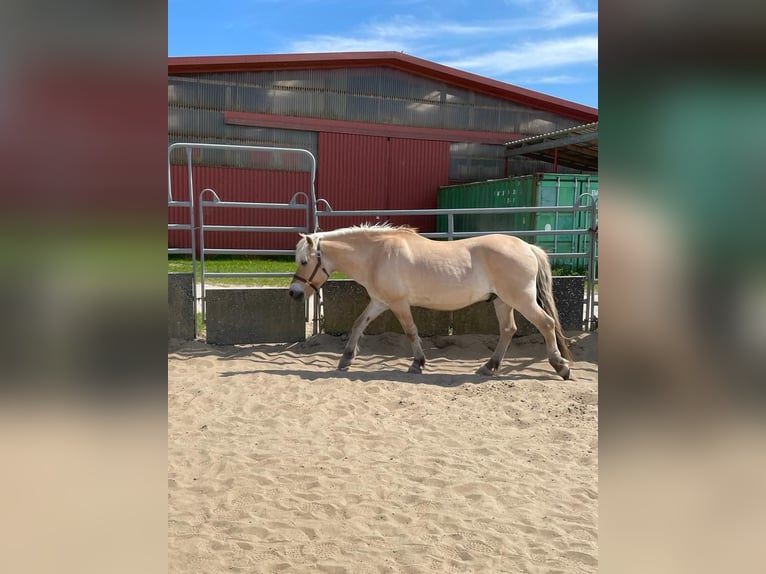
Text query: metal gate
167 142 318 329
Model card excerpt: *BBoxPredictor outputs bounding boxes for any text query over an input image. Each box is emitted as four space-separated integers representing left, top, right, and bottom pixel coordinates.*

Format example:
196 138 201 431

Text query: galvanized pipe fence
168 143 598 336
167 142 318 329
197 188 312 319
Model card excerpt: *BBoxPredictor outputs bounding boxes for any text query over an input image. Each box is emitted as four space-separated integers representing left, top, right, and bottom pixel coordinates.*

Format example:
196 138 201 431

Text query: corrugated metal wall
169 68 582 137
167 131 318 169
448 142 582 183
316 133 450 233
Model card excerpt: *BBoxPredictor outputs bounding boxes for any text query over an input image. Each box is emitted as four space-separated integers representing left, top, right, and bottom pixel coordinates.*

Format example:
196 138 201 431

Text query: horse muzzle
288 283 305 302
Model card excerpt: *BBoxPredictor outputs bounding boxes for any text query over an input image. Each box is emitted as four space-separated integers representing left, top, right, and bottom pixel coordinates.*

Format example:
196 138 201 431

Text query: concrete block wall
323 276 585 336
167 275 585 344
551 276 587 330
322 281 451 336
205 288 306 344
453 276 585 335
168 273 195 340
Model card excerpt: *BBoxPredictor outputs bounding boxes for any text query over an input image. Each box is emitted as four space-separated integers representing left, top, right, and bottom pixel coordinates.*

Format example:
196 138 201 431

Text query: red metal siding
225 111 521 144
168 165 312 252
316 133 450 233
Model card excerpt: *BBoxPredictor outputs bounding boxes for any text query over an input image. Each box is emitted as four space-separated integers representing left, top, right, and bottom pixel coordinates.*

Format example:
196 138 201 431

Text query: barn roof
168 52 598 123
504 121 598 172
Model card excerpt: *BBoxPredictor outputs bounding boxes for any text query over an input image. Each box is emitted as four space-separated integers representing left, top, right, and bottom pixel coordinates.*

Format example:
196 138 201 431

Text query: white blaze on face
289 234 316 301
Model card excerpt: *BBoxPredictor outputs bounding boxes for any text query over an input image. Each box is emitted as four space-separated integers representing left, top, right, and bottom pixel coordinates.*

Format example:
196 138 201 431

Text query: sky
168 0 598 108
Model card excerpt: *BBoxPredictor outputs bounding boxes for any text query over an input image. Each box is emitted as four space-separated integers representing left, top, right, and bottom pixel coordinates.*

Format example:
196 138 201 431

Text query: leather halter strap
292 241 330 291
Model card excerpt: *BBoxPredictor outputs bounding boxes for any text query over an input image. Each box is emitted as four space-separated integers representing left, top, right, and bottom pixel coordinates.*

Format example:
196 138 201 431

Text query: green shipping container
438 173 598 270
437 178 535 234
531 174 597 269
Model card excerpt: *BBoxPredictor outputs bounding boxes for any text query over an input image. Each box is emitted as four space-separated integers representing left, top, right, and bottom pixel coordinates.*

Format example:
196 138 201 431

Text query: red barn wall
316 133 450 232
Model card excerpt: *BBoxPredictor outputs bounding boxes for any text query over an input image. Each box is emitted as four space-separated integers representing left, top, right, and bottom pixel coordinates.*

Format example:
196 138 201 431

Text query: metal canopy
505 122 598 172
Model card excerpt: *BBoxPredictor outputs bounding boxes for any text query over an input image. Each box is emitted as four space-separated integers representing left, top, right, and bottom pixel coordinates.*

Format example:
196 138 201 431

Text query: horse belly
407 275 491 311
374 247 492 310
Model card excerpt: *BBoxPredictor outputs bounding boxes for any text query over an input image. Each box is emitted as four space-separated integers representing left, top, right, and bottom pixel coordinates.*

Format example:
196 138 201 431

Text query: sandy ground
168 330 598 573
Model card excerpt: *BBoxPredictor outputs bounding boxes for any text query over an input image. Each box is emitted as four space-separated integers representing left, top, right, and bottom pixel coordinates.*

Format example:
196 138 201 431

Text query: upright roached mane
290 224 571 379
295 223 416 264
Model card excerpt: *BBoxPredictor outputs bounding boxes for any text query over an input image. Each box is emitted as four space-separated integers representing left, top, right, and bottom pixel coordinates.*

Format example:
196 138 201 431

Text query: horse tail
530 244 572 361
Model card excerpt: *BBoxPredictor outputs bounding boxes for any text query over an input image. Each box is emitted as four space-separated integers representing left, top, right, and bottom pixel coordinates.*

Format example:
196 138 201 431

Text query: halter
292 239 330 292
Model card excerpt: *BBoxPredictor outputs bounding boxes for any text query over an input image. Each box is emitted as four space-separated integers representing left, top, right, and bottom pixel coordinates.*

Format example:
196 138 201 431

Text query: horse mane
333 222 418 235
296 223 417 262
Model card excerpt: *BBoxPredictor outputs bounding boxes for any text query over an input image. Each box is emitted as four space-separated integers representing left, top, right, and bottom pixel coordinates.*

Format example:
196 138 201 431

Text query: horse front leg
389 301 426 374
338 299 388 371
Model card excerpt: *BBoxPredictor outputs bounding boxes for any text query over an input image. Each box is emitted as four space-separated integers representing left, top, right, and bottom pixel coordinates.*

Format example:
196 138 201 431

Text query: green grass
169 255 295 287
169 255 348 287
550 263 598 293
549 264 588 276
169 255 595 287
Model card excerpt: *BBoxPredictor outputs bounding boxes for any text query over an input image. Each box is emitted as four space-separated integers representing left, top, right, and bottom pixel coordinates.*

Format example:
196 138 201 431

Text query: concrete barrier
322 280 451 336
552 276 587 330
452 276 586 335
168 273 195 340
194 277 585 344
205 288 306 344
324 276 585 337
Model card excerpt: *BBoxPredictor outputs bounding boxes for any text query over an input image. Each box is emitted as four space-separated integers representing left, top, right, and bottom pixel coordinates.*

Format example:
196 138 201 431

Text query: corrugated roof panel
170 67 589 135
168 52 598 122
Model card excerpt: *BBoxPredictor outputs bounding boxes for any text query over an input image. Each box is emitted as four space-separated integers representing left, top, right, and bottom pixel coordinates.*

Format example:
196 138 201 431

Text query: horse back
367 232 537 308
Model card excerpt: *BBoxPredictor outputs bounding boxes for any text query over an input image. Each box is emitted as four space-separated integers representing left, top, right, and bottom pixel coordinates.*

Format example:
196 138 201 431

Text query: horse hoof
476 366 495 377
407 365 422 374
337 362 350 371
558 365 571 380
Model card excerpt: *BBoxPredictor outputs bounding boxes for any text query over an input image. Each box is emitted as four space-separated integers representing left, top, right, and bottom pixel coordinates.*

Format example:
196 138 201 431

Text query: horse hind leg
516 299 571 380
477 299 516 376
338 299 388 371
389 301 426 374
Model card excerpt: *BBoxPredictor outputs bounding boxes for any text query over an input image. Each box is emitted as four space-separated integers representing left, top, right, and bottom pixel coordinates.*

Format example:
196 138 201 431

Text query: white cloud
288 18 501 53
444 35 597 74
287 0 597 54
285 4 597 83
290 35 407 53
364 19 498 40
503 0 597 30
541 10 597 30
525 74 585 84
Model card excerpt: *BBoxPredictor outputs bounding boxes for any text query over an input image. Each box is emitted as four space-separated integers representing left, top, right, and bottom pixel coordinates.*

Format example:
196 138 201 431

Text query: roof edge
168 52 598 122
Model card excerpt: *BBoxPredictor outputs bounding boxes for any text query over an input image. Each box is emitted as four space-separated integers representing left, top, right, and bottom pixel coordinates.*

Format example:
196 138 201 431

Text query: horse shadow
218 355 555 387
173 332 594 387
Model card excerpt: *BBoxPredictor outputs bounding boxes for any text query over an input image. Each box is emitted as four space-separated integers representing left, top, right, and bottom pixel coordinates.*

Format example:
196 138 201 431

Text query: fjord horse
289 224 571 379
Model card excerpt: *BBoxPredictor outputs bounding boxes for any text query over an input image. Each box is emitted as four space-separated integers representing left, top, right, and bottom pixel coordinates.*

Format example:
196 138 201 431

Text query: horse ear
305 235 314 248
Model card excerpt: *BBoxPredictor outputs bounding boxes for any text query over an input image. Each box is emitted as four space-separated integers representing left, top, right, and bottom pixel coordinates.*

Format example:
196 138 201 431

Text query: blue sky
168 0 598 108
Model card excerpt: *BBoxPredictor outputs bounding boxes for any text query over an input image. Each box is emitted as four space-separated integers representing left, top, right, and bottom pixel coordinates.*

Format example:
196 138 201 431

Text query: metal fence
167 142 318 327
197 187 312 318
168 143 598 335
